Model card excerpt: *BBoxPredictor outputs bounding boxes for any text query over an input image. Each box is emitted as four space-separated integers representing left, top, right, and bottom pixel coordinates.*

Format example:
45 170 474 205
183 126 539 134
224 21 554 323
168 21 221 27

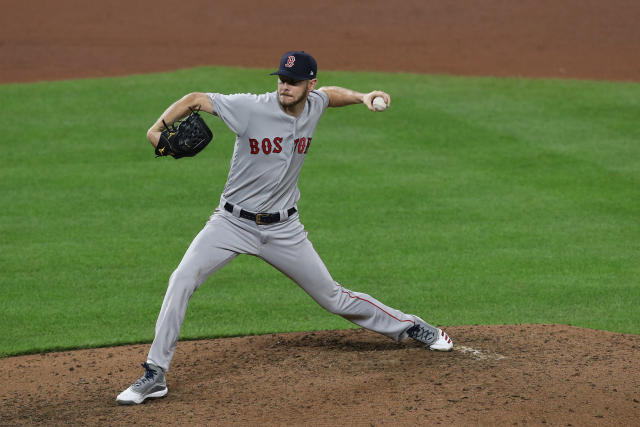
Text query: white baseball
372 96 388 112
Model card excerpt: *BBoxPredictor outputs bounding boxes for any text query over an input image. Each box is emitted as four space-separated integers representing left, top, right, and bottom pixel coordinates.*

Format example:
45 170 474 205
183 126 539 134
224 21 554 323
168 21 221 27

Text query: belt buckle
255 213 269 225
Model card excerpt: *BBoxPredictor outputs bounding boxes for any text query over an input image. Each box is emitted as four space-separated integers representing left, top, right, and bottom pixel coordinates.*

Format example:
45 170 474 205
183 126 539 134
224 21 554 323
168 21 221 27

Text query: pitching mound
2 325 638 425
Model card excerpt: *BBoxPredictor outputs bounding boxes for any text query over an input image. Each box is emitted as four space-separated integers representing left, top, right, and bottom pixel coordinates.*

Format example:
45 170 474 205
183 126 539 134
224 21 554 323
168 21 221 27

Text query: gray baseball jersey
207 90 328 212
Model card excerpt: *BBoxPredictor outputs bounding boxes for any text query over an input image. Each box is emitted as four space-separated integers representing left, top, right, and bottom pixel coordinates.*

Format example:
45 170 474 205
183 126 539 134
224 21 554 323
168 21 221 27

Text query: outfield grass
0 67 638 357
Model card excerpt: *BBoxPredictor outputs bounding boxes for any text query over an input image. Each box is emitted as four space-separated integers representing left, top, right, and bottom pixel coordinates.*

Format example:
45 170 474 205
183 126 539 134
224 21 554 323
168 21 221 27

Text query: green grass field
1 67 638 357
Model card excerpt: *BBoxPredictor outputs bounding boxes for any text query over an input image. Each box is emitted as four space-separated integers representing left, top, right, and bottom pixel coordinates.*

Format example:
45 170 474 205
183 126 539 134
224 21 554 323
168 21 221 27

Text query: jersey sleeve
209 93 254 136
311 89 330 112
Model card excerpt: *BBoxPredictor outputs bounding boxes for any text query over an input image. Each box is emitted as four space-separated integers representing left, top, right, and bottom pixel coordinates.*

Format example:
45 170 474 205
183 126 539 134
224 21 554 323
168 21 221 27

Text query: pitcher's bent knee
166 267 203 299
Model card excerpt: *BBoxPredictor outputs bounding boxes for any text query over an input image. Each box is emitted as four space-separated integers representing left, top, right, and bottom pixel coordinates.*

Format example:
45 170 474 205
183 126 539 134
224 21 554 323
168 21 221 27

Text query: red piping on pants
336 283 415 325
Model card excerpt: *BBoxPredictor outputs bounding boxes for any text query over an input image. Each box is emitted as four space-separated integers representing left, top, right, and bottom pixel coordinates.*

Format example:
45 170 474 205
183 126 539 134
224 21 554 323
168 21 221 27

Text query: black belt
224 202 297 225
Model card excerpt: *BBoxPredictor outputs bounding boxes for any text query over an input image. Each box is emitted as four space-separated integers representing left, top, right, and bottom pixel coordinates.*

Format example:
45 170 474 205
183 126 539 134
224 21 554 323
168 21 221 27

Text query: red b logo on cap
285 55 295 68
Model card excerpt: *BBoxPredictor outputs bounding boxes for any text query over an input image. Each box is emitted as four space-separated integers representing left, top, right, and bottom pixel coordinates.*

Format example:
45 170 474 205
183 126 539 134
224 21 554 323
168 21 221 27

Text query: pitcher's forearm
318 86 365 107
318 86 391 112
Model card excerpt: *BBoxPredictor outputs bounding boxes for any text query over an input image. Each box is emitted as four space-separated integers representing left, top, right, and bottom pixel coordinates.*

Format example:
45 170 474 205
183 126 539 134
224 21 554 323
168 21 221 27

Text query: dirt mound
2 325 638 425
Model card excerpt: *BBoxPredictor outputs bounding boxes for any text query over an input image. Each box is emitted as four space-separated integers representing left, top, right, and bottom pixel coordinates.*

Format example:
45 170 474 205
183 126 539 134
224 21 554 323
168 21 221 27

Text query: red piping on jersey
336 283 415 324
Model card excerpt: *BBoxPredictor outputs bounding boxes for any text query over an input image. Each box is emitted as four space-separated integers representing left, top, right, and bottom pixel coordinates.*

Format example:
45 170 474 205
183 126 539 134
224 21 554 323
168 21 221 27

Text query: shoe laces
406 323 436 344
134 363 158 386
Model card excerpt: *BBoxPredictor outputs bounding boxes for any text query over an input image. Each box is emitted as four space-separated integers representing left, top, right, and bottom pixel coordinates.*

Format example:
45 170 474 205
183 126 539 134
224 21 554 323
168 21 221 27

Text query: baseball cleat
116 363 168 405
428 328 454 352
406 317 454 352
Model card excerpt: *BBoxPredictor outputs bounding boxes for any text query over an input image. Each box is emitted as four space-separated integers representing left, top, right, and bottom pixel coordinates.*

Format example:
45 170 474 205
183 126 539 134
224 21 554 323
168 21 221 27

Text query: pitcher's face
277 76 316 108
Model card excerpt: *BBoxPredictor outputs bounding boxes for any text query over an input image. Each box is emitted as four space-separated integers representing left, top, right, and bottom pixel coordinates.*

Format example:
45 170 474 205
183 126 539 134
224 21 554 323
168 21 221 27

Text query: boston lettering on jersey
248 137 312 155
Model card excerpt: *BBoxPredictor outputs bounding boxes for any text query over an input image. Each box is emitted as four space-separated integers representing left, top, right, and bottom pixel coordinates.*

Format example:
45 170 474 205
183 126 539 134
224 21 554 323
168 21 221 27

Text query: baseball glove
155 108 213 159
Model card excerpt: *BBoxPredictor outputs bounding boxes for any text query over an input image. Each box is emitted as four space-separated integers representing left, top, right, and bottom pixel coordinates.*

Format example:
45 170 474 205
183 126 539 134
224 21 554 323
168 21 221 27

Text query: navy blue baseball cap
270 51 318 81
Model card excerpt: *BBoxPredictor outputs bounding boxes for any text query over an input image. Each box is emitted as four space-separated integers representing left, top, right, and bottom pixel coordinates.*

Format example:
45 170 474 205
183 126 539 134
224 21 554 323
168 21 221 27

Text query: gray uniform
147 89 436 371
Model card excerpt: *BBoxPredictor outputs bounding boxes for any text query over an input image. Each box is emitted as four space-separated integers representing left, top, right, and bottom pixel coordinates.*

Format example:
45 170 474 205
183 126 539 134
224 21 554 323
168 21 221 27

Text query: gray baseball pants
147 205 427 371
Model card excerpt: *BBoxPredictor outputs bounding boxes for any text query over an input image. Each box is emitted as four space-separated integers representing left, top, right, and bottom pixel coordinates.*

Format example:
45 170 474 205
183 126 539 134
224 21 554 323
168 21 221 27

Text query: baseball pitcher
116 51 453 405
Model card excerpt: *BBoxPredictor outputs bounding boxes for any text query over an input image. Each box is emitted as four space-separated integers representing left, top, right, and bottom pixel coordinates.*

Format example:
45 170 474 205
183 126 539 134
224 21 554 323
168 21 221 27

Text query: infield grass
1 67 638 356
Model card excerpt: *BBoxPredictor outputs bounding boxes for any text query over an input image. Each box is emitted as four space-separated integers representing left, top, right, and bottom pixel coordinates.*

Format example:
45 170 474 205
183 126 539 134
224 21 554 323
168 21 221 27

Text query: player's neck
281 104 305 117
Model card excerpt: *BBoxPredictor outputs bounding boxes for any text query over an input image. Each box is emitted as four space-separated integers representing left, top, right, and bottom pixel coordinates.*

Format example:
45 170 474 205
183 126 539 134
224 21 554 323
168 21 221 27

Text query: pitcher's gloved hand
155 108 213 159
